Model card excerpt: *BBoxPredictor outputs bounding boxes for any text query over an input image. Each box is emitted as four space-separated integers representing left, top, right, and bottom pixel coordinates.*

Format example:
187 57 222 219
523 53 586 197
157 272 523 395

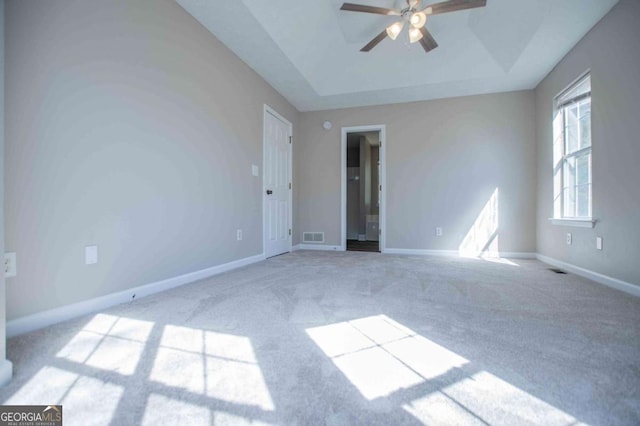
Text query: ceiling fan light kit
411 11 427 28
408 27 423 43
340 0 487 53
386 21 405 40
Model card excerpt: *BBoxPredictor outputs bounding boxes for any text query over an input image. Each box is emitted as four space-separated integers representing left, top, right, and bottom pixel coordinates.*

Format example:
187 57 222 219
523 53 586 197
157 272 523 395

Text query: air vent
549 268 567 274
303 232 324 243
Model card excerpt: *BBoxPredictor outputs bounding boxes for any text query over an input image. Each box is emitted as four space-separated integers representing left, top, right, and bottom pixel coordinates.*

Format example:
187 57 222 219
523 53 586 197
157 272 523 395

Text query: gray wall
1 0 7 360
295 91 537 254
5 0 298 320
535 0 640 286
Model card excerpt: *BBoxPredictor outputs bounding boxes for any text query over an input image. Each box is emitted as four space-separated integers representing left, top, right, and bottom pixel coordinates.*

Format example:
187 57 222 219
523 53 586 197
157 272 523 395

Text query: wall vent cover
303 232 324 243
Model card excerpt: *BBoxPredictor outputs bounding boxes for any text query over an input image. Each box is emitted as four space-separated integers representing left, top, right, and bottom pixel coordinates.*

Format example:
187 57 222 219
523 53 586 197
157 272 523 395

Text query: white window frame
550 72 596 228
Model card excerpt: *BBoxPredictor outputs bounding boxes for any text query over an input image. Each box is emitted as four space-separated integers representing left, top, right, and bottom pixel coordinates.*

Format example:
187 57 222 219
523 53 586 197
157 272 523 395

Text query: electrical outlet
85 245 98 265
566 233 572 245
4 253 17 278
237 229 243 241
252 165 259 177
435 227 443 237
596 236 603 250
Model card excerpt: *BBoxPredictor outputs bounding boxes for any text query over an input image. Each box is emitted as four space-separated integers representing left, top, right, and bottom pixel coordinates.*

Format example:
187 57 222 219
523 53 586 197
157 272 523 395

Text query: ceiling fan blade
361 29 388 52
341 3 401 16
423 0 486 15
418 27 438 52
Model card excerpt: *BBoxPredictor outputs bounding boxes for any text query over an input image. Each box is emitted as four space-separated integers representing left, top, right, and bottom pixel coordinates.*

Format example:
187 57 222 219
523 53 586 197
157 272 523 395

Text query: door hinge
289 229 292 236
289 182 292 190
379 185 382 191
379 229 382 235
289 136 292 144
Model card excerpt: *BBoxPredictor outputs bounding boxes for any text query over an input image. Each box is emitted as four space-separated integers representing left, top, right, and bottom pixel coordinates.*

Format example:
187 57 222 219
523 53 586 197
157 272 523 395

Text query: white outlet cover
252 165 259 177
85 245 98 265
566 233 572 245
237 229 243 241
435 227 443 237
5 252 17 278
596 236 603 250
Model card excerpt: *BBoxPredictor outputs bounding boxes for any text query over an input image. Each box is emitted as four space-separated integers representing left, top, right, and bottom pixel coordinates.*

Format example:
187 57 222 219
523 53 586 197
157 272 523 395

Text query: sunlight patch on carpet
56 314 153 375
4 366 123 425
424 371 579 424
308 314 578 424
150 325 274 411
141 393 211 425
306 314 464 400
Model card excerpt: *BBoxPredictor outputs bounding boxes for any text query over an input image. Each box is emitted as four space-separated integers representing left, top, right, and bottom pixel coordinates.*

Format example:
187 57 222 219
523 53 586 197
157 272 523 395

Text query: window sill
549 218 596 228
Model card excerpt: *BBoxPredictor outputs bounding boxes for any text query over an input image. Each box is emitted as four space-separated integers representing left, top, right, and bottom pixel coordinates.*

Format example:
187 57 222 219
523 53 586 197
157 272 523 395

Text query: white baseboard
0 359 13 387
536 254 640 297
293 244 343 252
385 248 536 259
498 252 537 259
6 253 266 338
385 248 458 256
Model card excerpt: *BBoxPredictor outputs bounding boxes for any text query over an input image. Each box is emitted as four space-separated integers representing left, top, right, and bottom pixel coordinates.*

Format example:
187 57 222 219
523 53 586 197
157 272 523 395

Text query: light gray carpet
2 251 639 425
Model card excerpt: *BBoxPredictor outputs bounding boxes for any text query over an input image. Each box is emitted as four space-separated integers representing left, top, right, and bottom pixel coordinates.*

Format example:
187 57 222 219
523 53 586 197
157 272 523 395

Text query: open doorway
341 126 385 253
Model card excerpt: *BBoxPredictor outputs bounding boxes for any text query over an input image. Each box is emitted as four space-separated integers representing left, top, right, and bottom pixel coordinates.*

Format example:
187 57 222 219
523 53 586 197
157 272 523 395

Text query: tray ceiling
177 0 618 111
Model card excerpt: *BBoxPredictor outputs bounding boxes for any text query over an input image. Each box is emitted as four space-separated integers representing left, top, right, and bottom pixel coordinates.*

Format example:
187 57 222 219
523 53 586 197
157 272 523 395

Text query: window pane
579 99 591 149
576 152 591 186
563 157 576 188
555 73 592 219
565 104 579 154
553 134 564 168
553 166 562 218
564 185 576 217
563 158 576 217
577 184 591 217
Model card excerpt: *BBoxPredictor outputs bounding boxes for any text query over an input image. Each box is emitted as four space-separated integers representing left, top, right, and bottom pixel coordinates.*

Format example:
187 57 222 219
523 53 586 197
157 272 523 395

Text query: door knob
266 189 273 195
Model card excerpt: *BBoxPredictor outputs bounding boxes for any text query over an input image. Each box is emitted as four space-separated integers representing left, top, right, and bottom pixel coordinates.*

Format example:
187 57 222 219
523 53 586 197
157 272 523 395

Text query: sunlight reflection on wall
459 188 499 258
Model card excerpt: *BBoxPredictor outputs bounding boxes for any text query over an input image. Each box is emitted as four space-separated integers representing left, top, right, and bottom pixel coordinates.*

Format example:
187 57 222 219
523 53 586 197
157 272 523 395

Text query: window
553 73 592 220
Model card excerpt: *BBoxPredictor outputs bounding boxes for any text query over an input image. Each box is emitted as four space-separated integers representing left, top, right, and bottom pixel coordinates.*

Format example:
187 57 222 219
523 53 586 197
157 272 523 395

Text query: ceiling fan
340 0 487 53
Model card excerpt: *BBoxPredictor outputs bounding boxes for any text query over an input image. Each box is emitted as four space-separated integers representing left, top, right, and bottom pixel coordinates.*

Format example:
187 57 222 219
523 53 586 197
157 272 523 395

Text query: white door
264 109 291 258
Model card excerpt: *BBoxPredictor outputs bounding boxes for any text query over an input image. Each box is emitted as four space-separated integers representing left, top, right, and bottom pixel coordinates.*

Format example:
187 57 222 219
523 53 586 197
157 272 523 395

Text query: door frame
341 125 386 253
263 104 293 258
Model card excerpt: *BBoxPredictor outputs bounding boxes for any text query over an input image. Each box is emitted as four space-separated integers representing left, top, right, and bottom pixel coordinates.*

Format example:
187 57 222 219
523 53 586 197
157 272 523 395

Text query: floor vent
549 268 567 274
303 232 324 243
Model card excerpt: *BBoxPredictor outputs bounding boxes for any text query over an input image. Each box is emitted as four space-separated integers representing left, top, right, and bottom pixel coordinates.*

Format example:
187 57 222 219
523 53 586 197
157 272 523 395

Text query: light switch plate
252 165 259 177
85 245 98 265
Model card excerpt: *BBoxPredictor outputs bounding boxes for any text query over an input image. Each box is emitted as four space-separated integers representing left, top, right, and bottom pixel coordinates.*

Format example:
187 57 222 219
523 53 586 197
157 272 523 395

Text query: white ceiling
177 0 618 111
